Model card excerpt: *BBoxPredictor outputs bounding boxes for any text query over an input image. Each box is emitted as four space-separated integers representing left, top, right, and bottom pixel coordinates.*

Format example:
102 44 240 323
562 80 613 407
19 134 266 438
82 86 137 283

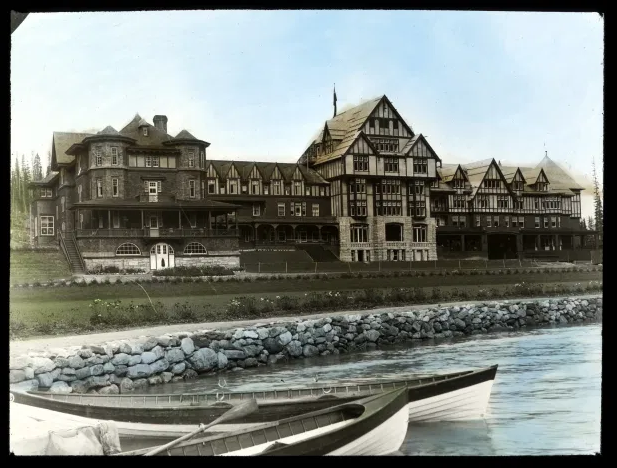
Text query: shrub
152 265 235 277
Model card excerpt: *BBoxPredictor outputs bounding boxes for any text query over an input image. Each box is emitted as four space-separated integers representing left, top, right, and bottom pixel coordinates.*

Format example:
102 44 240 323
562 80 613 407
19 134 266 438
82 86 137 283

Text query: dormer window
453 179 464 189
143 127 148 136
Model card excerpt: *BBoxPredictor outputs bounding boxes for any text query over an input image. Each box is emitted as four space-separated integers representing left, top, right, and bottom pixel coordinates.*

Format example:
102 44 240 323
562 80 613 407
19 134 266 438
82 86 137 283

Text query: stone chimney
153 115 168 134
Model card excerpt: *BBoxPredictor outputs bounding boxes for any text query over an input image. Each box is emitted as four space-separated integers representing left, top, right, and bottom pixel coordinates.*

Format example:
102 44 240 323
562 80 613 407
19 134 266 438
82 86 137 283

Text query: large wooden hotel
29 94 593 272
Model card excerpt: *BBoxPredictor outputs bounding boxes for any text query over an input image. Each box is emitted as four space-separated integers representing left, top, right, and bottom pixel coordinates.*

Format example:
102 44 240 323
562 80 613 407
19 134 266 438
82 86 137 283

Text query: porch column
179 211 182 229
536 235 540 251
554 234 559 251
108 210 111 233
461 234 466 251
141 210 144 228
317 225 323 242
208 211 212 231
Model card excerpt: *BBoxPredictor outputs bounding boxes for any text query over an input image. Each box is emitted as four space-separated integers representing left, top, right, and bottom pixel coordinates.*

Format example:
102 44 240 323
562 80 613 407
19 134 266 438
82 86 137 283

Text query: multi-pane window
452 215 466 227
200 152 205 168
519 216 524 227
116 243 141 256
413 158 428 174
253 204 260 216
294 181 302 195
312 204 319 217
241 184 248 194
505 216 510 228
513 181 524 191
484 179 501 189
486 216 491 226
515 200 524 210
497 196 509 209
376 201 401 216
264 185 269 195
251 180 260 195
208 180 216 194
350 224 369 243
184 242 207 254
112 178 119 197
305 186 311 196
535 217 541 228
375 139 399 152
557 217 561 228
143 180 161 193
290 202 306 217
189 180 196 198
41 188 53 198
40 216 54 236
544 217 549 228
430 180 439 188
272 180 281 195
145 156 160 167
229 180 238 194
350 201 367 216
537 182 549 191
384 157 399 172
413 226 427 243
143 127 148 136
551 216 557 228
96 179 103 198
453 179 464 189
453 196 466 208
493 216 500 227
543 198 561 210
188 151 195 167
111 147 118 165
350 178 366 194
475 215 481 227
478 196 488 208
353 156 369 171
375 179 401 194
77 185 82 202
95 146 103 166
277 202 285 216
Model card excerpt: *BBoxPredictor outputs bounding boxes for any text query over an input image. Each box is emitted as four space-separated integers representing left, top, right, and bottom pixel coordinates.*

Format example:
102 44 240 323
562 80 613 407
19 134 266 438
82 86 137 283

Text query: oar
143 399 259 456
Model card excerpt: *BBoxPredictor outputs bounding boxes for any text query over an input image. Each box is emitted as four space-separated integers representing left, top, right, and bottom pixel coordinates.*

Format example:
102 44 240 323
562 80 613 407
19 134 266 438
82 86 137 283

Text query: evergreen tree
46 150 51 176
21 154 31 213
587 215 595 231
32 152 43 181
592 158 603 238
12 157 21 212
580 218 587 230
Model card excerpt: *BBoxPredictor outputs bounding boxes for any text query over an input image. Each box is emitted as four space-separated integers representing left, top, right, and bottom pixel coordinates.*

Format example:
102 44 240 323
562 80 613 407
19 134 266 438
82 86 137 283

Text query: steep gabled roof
535 155 584 190
119 114 173 146
97 125 120 135
29 171 59 187
206 160 329 184
403 134 442 162
52 132 95 166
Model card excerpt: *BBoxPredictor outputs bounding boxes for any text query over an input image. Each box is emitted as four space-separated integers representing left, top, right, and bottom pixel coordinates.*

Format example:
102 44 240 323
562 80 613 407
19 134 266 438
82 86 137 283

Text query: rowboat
119 388 411 456
12 365 498 427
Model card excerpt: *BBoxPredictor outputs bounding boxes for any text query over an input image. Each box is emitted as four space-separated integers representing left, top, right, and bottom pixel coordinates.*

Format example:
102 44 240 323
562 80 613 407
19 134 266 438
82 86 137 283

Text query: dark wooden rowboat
12 365 498 425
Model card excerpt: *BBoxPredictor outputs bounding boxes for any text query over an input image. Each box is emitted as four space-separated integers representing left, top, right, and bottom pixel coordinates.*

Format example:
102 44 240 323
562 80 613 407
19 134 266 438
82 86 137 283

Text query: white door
414 250 422 262
150 243 175 270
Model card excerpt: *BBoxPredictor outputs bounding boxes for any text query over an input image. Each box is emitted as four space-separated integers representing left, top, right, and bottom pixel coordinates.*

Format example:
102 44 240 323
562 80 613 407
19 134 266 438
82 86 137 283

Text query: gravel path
9 293 601 358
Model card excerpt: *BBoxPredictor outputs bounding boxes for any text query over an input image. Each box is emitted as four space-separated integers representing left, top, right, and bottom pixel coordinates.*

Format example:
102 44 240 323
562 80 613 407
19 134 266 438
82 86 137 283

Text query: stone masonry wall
9 295 601 395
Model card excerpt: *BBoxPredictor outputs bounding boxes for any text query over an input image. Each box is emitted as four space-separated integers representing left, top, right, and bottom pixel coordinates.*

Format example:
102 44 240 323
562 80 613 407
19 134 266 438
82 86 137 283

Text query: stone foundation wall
9 295 601 395
84 258 150 271
175 255 240 268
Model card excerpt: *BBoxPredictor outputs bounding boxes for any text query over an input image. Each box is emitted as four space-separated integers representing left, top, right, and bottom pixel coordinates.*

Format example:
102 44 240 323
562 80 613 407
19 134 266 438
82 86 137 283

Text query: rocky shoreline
10 295 602 395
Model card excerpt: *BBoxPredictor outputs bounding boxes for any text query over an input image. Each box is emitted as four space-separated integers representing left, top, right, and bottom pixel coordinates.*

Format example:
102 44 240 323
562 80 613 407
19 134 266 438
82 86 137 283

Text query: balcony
75 228 239 238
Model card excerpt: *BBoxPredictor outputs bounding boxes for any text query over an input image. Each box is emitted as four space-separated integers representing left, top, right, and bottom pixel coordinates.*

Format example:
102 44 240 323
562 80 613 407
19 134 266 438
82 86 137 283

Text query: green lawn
10 250 72 285
10 271 602 332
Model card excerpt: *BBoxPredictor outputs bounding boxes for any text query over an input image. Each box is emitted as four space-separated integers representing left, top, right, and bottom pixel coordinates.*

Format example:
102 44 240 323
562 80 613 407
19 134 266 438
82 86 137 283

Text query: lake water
144 322 602 455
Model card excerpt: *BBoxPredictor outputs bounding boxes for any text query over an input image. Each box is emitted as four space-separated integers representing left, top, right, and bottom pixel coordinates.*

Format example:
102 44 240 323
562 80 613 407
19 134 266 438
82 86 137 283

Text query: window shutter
144 181 148 192
157 181 162 192
290 202 294 216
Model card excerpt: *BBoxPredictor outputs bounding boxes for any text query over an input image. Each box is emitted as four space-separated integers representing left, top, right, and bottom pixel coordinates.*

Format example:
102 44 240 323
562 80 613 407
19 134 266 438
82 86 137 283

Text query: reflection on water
142 323 601 455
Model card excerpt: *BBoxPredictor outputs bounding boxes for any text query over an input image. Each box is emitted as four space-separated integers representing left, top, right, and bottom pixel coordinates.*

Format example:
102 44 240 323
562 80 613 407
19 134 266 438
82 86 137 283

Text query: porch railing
254 239 339 246
74 228 239 238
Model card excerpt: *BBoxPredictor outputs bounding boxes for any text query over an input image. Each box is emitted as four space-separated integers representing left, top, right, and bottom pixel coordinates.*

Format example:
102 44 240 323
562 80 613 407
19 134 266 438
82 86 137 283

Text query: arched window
116 243 141 256
184 242 207 255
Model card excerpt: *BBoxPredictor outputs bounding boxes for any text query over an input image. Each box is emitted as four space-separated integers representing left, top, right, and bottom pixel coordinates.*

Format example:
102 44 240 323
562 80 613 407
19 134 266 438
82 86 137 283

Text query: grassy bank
9 274 602 340
10 250 72 285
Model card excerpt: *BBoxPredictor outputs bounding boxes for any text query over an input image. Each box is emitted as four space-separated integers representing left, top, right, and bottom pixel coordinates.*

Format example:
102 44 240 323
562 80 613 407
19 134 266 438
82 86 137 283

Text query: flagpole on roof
333 84 337 118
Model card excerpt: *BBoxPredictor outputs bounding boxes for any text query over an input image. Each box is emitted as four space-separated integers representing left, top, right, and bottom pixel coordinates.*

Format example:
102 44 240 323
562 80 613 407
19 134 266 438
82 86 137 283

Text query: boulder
142 337 159 351
9 355 32 370
263 337 283 354
132 379 148 390
111 353 131 366
119 378 134 393
257 328 270 340
10 379 39 392
269 326 287 338
188 348 218 372
90 364 105 376
127 364 153 379
180 338 195 355
302 345 319 357
148 376 163 386
129 343 144 355
140 352 157 365
217 352 228 369
365 330 380 342
31 357 56 374
244 358 258 368
88 345 106 355
171 362 186 375
157 336 172 347
102 362 115 374
221 348 245 360
78 348 94 359
287 340 303 357
165 348 185 364
151 346 166 360
99 384 120 395
118 343 132 354
277 331 293 346
128 355 141 366
113 365 128 377
48 381 72 394
243 330 259 339
36 372 55 388
149 358 170 374
9 369 27 384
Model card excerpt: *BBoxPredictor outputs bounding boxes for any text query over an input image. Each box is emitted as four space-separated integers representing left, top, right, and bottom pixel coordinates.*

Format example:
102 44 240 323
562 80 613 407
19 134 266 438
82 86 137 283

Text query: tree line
11 152 49 215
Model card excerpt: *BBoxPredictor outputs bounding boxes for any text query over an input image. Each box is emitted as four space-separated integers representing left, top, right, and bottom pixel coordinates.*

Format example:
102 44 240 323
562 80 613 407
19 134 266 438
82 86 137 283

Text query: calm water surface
144 323 602 455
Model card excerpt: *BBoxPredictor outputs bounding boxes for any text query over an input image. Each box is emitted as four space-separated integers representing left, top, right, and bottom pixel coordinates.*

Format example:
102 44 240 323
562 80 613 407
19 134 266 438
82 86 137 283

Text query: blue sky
10 10 603 213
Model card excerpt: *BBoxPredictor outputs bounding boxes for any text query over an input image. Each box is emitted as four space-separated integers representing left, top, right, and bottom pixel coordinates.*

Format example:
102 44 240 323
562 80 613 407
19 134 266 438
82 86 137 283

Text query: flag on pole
333 84 337 117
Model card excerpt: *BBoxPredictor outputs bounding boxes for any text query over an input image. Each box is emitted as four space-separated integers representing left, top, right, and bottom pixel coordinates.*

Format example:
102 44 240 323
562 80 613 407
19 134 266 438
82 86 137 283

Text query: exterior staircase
296 244 340 262
59 232 86 274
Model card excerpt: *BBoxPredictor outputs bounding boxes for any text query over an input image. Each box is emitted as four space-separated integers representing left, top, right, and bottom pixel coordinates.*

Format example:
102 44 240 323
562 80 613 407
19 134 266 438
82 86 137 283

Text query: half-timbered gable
404 135 441 178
